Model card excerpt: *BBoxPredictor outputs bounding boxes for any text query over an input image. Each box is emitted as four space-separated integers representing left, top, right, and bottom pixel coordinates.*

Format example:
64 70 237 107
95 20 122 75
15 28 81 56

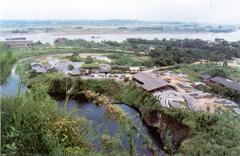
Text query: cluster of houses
30 57 142 78
31 60 112 76
131 71 240 114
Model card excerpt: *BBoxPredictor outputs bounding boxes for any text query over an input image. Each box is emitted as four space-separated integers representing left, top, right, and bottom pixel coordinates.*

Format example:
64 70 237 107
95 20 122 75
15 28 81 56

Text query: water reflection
58 100 164 156
0 74 26 97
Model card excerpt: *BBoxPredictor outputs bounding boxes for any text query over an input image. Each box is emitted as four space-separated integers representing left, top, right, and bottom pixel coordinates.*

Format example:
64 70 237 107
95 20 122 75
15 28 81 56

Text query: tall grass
1 87 98 155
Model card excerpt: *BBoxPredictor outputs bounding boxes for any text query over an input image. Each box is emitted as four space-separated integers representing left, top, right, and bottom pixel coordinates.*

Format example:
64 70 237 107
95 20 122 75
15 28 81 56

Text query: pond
58 99 164 155
1 73 165 155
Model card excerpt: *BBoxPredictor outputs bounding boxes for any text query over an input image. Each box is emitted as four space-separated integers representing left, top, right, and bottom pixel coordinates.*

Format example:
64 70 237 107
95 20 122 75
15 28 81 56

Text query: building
3 40 32 48
56 61 81 75
201 74 240 92
132 72 173 92
99 64 111 73
5 37 27 40
200 74 212 83
210 76 240 92
30 62 47 73
129 67 141 74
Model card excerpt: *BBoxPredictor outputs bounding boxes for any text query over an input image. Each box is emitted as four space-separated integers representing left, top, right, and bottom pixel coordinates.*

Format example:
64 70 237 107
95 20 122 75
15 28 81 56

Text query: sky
1 0 240 24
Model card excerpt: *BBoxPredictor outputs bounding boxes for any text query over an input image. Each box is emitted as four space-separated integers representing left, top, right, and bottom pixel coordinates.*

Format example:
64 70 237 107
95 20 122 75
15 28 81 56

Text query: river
1 31 240 44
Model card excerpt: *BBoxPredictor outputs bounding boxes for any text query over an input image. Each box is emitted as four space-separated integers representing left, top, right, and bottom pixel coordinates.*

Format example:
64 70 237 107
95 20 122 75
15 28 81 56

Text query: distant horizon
1 19 239 25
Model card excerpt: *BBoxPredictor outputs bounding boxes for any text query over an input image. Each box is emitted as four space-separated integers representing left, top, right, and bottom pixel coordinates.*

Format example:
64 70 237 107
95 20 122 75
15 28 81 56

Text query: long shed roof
211 76 240 91
132 72 169 91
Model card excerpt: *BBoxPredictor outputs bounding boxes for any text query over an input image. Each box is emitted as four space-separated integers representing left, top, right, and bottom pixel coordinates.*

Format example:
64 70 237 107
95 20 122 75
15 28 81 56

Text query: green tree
85 56 94 64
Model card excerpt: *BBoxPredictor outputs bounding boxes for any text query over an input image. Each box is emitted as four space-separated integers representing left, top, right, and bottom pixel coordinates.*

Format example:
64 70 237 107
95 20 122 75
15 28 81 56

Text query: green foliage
162 108 240 155
108 53 152 66
68 64 74 70
207 67 230 77
82 63 99 69
208 84 240 104
173 63 240 82
69 53 82 62
1 89 95 155
0 44 17 83
85 56 94 64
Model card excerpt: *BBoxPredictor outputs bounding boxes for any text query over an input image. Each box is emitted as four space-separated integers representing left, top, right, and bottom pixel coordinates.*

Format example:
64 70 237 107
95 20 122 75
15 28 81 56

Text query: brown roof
3 40 32 48
132 72 169 91
210 76 240 91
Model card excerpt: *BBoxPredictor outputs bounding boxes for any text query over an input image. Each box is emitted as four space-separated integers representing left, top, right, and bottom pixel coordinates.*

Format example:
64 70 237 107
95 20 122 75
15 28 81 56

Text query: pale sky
1 0 240 24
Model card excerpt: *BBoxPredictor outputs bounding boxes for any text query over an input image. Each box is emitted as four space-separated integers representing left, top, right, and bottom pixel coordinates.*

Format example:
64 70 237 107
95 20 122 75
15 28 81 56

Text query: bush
85 56 94 64
68 64 74 70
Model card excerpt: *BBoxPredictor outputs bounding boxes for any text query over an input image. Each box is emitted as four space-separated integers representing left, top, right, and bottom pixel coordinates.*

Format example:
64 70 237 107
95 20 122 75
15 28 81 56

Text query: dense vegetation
171 63 240 82
0 44 17 83
54 38 240 66
25 74 240 156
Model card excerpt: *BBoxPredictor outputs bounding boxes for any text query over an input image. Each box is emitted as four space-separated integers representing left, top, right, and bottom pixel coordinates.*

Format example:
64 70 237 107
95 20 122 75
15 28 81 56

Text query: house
176 82 192 90
210 76 240 92
99 64 111 73
129 67 141 74
201 74 240 92
200 74 212 83
3 40 32 48
30 62 47 73
55 61 81 75
132 72 174 92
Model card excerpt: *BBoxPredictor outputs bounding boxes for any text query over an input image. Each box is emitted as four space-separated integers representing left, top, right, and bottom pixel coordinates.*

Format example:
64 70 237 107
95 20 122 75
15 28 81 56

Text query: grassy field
107 53 153 66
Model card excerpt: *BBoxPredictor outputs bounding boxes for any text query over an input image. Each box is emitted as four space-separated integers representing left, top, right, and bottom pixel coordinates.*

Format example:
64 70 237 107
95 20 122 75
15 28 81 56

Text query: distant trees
149 47 194 66
53 38 240 66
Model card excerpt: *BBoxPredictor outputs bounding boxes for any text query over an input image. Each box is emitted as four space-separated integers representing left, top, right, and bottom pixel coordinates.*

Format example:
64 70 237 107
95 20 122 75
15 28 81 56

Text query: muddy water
58 100 165 156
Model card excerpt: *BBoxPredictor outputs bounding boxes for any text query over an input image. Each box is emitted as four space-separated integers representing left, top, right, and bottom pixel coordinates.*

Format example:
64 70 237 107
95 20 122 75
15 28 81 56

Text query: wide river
1 31 240 43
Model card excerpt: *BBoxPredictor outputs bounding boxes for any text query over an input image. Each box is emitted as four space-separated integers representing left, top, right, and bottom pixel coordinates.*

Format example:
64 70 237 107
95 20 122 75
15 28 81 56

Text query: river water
0 74 26 96
1 31 240 44
58 100 163 155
